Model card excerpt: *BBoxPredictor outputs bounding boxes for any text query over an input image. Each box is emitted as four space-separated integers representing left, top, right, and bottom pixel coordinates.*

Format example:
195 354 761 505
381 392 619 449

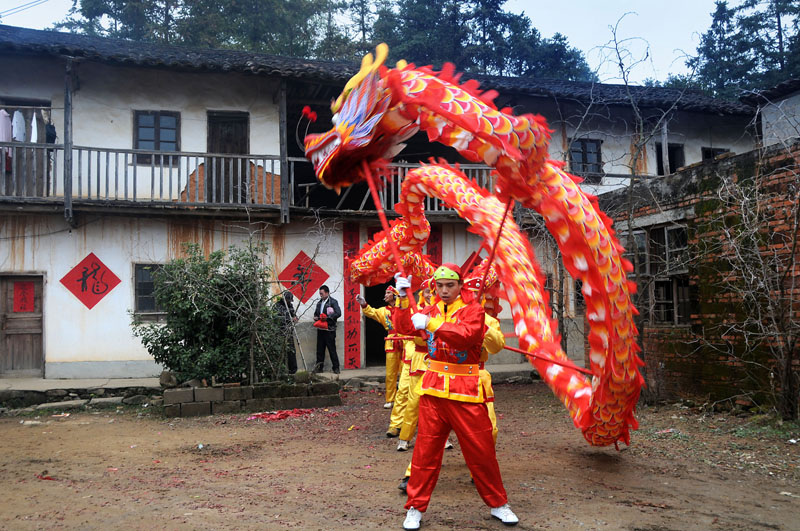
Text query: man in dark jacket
274 291 298 374
312 285 341 373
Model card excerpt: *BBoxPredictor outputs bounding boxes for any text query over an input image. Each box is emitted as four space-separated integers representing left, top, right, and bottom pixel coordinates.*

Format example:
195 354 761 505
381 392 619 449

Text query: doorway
364 281 391 367
0 275 44 377
206 111 249 203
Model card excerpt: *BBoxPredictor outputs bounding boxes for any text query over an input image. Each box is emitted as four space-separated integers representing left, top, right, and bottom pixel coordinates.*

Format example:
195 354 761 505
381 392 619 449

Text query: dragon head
304 44 418 192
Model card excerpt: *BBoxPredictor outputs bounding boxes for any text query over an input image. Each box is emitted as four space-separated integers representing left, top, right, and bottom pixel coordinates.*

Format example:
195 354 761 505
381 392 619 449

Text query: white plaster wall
761 91 800 147
0 55 282 200
516 98 755 196
0 213 348 376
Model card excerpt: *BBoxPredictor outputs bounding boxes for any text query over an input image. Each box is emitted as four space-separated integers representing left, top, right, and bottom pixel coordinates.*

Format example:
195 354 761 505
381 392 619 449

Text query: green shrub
132 242 287 383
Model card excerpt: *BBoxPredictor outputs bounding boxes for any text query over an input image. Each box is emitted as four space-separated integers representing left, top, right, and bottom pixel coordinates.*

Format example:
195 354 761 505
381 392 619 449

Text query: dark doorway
364 281 391 367
207 111 249 203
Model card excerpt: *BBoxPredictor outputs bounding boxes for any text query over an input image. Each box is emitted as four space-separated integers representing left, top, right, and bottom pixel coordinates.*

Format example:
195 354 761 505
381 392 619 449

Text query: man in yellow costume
357 286 403 409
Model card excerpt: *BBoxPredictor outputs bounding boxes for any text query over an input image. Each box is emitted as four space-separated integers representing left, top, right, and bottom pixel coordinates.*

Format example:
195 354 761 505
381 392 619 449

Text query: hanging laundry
12 110 25 142
30 112 38 143
0 109 12 172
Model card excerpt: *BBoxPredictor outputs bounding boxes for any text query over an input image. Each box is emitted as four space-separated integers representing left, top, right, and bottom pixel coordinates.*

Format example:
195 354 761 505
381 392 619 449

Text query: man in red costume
393 263 518 530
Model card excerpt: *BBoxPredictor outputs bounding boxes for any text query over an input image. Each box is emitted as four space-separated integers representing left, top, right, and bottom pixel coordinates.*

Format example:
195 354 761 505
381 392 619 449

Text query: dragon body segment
305 45 643 447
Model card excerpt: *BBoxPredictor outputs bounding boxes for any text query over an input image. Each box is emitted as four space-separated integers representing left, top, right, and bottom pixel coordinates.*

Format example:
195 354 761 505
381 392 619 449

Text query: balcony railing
0 142 494 215
291 160 495 213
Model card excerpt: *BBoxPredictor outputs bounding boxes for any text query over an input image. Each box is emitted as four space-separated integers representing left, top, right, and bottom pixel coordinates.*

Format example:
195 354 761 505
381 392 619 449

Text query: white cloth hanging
0 110 11 143
12 110 25 142
0 110 12 168
30 112 38 143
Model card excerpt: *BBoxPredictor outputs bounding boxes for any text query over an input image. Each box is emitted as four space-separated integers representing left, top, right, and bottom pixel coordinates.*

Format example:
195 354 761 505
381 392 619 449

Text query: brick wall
597 142 800 405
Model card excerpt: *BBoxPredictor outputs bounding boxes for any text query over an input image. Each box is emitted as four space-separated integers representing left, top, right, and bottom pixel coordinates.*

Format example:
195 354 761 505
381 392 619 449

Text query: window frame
133 263 166 321
568 138 603 182
620 224 691 326
655 142 686 175
133 110 181 164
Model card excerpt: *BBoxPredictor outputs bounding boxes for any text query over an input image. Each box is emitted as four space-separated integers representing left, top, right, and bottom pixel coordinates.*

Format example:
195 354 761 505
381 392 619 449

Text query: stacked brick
163 382 341 417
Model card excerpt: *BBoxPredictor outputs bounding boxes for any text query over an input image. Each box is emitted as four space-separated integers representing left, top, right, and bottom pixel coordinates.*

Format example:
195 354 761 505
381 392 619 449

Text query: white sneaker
444 439 454 450
403 507 422 530
490 504 519 525
383 401 393 409
397 439 409 451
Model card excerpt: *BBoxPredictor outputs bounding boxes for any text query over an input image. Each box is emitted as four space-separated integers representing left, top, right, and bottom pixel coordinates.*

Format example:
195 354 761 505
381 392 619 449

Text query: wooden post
660 119 670 175
279 79 289 224
64 58 74 225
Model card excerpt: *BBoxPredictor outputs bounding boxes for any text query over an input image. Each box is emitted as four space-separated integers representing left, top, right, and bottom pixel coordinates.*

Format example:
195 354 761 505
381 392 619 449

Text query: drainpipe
63 58 74 225
278 79 289 224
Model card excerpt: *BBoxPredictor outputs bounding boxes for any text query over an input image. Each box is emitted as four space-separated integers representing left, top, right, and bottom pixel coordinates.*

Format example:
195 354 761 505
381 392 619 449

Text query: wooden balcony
0 142 494 220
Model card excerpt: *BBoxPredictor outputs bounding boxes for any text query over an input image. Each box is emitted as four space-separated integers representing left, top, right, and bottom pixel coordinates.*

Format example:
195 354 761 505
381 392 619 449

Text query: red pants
405 394 508 512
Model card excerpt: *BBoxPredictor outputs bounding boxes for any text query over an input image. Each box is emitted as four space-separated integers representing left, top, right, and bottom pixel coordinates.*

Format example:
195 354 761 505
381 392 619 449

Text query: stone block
304 394 342 408
164 404 181 417
244 398 277 412
277 383 309 398
252 383 281 399
89 396 124 407
164 388 194 404
122 394 149 405
194 387 224 402
45 389 68 397
181 401 211 417
310 382 339 396
224 386 253 401
36 399 88 410
212 401 242 414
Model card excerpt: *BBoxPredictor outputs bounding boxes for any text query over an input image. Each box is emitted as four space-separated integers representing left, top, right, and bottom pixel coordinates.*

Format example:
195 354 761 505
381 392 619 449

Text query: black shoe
333 368 340 374
398 476 409 493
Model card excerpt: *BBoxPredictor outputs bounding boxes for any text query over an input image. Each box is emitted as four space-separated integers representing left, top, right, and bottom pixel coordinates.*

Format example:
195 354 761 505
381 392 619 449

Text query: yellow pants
385 349 403 403
399 373 423 441
389 362 411 429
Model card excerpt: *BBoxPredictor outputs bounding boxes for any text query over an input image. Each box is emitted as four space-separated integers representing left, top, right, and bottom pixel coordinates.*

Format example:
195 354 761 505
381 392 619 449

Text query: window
655 143 685 175
569 138 603 182
134 111 180 163
620 225 690 325
574 279 585 313
701 147 729 161
134 264 165 319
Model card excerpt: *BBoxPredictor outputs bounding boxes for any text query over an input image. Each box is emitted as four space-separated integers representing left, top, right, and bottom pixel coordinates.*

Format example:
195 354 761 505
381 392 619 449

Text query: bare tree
692 110 800 419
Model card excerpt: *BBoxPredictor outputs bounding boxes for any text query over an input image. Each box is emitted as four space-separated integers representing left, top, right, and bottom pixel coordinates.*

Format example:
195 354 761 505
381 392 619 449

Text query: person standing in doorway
313 285 341 374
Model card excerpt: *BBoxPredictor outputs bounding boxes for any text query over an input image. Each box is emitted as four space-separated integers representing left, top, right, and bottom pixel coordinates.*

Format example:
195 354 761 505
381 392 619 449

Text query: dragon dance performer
393 264 518 530
465 276 505 445
397 278 434 452
356 286 404 409
398 277 503 491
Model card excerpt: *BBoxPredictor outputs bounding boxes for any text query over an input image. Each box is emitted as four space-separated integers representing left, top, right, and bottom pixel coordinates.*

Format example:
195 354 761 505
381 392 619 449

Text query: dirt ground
1 382 799 531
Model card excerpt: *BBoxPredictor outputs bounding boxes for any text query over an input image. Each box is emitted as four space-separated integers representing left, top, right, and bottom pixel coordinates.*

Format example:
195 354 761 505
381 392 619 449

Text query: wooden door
206 112 249 203
0 275 44 377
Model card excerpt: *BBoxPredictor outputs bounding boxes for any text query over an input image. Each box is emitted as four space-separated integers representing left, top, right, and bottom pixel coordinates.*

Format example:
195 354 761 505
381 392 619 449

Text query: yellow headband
433 266 459 281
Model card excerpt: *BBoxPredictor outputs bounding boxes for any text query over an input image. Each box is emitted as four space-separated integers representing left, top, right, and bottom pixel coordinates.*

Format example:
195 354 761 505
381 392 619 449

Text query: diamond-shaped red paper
60 253 121 309
278 251 329 303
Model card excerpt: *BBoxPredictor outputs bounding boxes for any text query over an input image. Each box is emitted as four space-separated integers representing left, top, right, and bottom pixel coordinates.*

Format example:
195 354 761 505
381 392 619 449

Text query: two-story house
0 25 756 379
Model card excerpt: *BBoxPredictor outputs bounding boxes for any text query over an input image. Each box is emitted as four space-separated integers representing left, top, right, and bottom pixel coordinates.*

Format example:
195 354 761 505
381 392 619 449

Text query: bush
132 242 288 383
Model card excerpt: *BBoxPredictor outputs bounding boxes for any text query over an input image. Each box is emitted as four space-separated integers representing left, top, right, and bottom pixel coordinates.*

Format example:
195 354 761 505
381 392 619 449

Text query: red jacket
394 294 490 403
